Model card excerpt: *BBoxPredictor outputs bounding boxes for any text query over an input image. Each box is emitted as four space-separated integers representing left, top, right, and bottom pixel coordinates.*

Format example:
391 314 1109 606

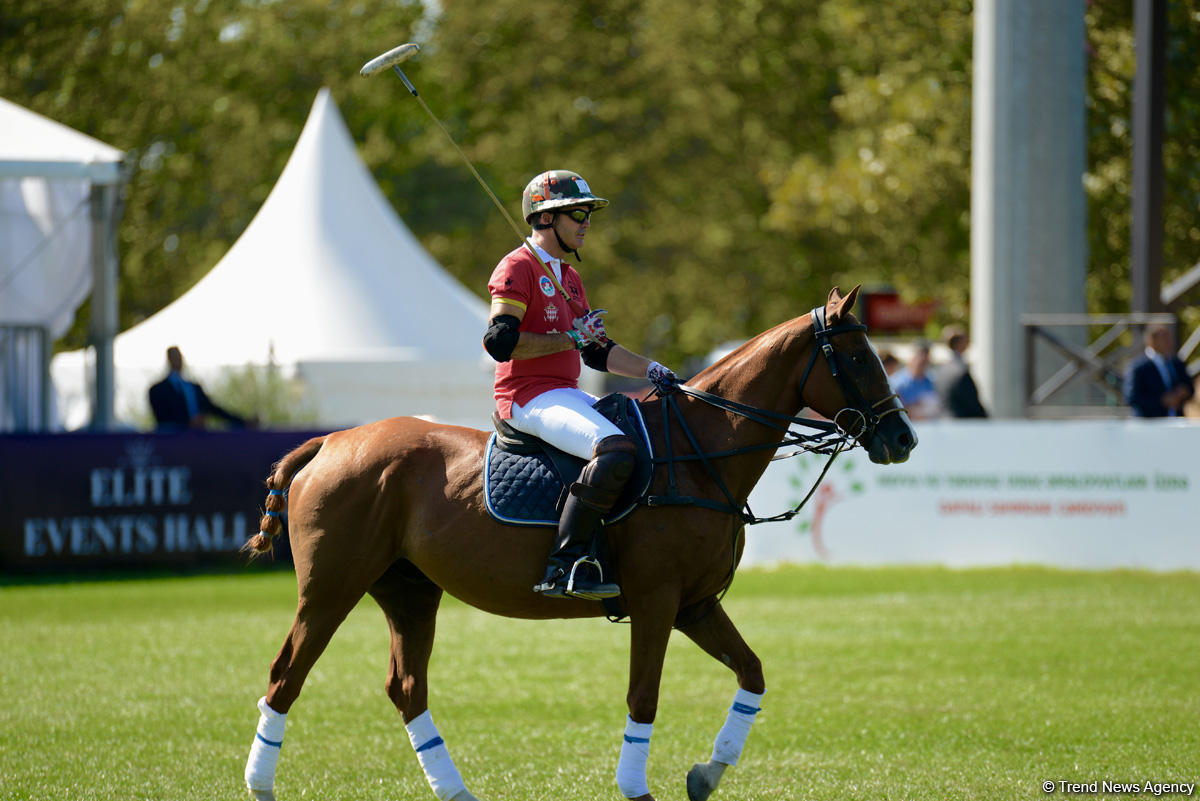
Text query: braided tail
242 435 327 560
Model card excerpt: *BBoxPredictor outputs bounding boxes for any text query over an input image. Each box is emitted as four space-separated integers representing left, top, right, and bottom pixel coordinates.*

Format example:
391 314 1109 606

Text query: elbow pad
581 339 617 372
483 314 521 362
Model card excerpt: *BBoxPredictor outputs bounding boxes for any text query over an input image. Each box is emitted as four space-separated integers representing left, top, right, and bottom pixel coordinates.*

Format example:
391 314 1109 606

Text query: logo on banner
21 438 250 561
790 455 863 561
539 275 556 297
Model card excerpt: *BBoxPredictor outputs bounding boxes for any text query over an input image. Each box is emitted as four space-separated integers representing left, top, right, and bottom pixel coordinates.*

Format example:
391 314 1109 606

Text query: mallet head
360 43 419 78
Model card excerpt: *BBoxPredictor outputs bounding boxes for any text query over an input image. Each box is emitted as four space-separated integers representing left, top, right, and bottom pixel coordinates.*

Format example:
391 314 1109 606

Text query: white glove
572 308 609 345
646 361 678 387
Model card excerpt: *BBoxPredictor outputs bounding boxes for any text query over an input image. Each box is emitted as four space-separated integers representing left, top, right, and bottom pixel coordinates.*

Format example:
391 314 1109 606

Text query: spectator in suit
148 346 248 430
1124 324 1194 418
935 326 988 418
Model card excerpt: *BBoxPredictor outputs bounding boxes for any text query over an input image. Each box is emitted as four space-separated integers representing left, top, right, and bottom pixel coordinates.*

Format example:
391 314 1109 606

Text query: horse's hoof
686 761 725 801
247 789 276 801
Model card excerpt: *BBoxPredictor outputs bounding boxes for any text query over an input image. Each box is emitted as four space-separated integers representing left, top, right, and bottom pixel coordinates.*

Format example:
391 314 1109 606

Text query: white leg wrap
710 687 764 766
406 710 470 801
245 696 287 791
615 716 653 798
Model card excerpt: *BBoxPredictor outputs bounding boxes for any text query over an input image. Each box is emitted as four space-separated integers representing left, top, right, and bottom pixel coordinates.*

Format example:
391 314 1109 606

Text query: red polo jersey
487 244 591 418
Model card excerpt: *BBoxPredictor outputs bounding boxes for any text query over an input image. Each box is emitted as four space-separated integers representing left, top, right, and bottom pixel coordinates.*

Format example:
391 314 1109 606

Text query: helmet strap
551 212 583 262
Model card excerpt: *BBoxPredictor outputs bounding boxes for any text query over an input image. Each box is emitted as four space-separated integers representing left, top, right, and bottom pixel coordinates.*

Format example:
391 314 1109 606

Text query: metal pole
38 325 51 430
88 184 119 430
1130 0 1166 313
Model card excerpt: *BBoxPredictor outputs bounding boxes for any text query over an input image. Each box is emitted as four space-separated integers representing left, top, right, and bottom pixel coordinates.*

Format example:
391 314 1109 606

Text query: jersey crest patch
544 304 559 322
538 275 556 297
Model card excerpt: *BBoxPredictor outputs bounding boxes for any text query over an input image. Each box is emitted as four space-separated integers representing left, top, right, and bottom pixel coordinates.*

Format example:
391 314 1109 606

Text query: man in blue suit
148 346 248 430
1123 324 1193 418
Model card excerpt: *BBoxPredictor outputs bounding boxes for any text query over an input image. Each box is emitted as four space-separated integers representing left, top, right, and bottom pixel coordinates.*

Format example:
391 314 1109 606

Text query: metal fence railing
1021 313 1185 418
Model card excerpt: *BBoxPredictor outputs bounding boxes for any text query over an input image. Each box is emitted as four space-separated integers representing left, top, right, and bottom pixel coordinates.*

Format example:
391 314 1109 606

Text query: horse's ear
827 284 861 323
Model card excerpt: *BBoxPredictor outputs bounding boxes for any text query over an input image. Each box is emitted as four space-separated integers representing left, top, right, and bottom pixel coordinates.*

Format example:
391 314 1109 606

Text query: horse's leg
244 552 380 799
676 601 766 801
368 560 480 801
616 591 680 801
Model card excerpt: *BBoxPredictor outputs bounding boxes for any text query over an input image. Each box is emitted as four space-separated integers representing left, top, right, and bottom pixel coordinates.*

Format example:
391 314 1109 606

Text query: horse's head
798 286 917 464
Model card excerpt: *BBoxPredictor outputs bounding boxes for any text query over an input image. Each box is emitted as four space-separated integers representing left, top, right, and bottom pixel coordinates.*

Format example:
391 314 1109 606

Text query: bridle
802 304 905 445
645 305 905 526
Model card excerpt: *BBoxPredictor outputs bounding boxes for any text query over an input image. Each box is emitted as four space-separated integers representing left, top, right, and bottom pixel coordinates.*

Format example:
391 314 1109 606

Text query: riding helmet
522 170 609 224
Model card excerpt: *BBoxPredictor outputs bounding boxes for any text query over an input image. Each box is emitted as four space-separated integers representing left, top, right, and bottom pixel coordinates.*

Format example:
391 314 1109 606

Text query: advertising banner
4 421 1197 573
744 420 1200 570
0 429 328 571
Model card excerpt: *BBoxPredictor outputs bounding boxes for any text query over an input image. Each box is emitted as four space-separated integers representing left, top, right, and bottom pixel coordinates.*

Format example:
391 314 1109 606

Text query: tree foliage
762 2 974 321
3 0 430 340
1085 0 1200 335
2 0 1197 373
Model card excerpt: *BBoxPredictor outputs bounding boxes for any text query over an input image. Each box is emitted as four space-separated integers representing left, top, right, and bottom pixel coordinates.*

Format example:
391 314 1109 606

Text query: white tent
52 88 495 431
0 96 126 431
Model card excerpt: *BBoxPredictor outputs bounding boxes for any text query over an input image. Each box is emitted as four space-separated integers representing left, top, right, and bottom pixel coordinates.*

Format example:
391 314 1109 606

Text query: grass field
1 565 1197 801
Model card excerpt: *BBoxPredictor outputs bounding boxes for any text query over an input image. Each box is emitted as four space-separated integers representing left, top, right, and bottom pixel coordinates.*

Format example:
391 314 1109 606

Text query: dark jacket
934 356 988 418
1124 354 1193 418
148 373 246 430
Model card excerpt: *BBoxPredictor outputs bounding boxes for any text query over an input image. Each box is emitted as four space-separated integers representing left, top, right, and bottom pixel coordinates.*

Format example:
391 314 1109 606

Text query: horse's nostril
899 431 914 448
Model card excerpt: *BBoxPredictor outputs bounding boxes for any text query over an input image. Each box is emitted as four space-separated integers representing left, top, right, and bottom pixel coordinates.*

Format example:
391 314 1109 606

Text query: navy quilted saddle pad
484 393 654 527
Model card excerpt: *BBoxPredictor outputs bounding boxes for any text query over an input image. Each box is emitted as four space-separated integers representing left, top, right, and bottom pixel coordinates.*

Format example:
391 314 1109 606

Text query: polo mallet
360 43 584 317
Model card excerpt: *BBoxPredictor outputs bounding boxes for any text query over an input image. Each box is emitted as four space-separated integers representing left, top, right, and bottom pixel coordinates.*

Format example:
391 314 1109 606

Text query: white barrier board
743 420 1199 571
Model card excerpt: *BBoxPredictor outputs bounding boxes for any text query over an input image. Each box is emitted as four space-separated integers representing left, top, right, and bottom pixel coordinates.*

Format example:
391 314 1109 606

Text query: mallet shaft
363 43 582 313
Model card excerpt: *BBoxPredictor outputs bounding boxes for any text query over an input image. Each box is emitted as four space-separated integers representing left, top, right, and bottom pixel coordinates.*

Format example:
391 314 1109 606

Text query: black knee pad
597 449 635 484
584 435 637 490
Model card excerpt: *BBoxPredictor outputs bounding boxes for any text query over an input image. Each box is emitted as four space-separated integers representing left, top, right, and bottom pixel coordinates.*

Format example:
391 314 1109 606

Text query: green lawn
1 566 1197 800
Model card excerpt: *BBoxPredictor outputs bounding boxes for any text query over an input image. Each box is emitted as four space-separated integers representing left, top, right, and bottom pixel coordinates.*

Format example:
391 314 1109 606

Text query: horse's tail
242 435 327 560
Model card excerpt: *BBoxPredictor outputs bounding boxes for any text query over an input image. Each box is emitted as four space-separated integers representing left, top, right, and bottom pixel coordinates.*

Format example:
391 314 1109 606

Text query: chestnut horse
242 286 916 801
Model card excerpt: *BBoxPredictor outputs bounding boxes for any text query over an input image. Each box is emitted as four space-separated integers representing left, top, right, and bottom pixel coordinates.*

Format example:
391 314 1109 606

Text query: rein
644 306 903 526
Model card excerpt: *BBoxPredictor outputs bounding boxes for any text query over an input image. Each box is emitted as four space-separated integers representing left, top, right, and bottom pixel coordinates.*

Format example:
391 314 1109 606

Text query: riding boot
534 434 638 600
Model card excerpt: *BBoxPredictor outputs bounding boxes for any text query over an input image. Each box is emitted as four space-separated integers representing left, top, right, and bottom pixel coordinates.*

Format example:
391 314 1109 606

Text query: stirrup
565 556 620 600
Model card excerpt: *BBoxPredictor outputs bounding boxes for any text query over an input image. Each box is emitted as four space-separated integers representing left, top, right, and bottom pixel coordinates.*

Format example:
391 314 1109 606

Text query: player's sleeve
487 254 530 313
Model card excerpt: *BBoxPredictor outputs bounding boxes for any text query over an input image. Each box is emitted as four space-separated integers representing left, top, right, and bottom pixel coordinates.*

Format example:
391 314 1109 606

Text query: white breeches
508 387 623 460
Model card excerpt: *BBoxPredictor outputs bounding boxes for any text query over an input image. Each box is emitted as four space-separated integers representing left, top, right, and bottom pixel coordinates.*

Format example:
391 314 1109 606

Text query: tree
402 0 843 366
4 0 1197 375
2 0 430 346
760 2 974 323
1085 0 1200 337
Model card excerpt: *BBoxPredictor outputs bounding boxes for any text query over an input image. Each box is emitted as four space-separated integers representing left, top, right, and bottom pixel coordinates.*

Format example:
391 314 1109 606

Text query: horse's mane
686 313 812 395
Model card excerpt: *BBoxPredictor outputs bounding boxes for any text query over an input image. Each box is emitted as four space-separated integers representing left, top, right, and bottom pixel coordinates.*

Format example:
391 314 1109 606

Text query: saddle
483 393 654 528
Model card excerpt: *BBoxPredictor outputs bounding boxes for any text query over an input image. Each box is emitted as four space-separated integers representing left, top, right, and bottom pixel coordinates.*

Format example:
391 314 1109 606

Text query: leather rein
644 305 904 526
